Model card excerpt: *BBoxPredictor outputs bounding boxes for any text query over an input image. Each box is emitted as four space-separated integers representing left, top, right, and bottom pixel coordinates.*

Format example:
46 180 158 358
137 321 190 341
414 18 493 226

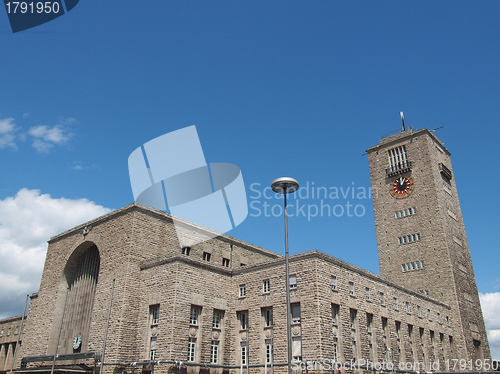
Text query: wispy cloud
0 114 76 153
0 188 111 319
479 292 500 360
28 118 75 153
0 117 18 149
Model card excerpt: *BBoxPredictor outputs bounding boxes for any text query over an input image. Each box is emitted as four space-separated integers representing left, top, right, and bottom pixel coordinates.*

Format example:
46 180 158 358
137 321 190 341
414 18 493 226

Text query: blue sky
1 0 500 358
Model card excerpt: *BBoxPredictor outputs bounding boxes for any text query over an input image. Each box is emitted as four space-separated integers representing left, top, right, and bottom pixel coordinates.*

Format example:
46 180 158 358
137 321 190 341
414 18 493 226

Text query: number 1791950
5 2 61 14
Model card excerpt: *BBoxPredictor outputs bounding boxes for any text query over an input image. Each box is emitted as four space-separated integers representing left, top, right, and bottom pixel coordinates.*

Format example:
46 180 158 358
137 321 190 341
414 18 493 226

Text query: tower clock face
72 333 82 350
391 177 414 198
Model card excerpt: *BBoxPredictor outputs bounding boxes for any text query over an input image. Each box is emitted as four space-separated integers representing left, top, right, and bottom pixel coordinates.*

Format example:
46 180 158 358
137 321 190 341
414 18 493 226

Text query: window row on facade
180 246 233 268
395 207 417 219
402 261 425 272
398 233 421 244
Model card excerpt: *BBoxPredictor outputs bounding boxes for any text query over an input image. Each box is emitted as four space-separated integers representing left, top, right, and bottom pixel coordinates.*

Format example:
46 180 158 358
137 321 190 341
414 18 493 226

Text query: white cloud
480 292 500 360
28 122 73 153
0 189 111 319
0 117 18 149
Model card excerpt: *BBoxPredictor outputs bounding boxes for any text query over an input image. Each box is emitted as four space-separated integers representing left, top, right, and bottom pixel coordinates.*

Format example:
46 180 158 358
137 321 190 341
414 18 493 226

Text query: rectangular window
289 274 297 290
421 260 425 269
150 337 157 360
0 329 3 337
263 279 270 293
241 343 248 365
190 306 200 325
406 302 410 313
366 313 373 333
349 282 355 296
382 317 388 336
239 284 246 298
213 310 222 329
238 311 248 330
150 305 160 325
265 340 273 363
7 328 10 336
188 338 196 362
428 309 431 320
292 304 301 324
395 321 401 337
333 338 338 362
402 264 406 272
417 305 421 317
388 145 409 172
292 337 302 362
394 297 398 310
331 276 337 290
15 326 19 335
210 341 219 364
222 258 230 267
332 304 339 326
380 292 385 305
203 252 211 261
350 309 357 330
263 308 273 327
182 246 191 255
365 287 370 301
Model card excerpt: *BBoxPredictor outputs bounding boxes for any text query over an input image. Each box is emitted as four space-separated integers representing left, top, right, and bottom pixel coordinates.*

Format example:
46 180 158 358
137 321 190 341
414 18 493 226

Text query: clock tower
367 127 490 362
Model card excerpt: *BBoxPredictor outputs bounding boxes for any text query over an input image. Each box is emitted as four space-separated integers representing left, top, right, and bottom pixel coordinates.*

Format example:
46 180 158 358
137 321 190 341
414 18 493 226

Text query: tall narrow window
333 338 338 362
241 343 248 365
332 304 339 326
150 337 157 360
289 275 297 289
210 341 219 364
190 306 200 325
213 310 222 329
239 284 246 298
263 279 270 294
292 337 302 362
331 276 337 290
349 282 355 296
394 297 398 310
150 305 160 325
366 313 373 333
263 308 273 327
382 317 388 336
395 321 401 338
388 145 409 172
238 311 248 330
406 302 410 313
380 292 385 305
350 309 357 330
291 304 301 324
365 287 370 300
265 340 273 363
417 305 421 317
188 338 196 362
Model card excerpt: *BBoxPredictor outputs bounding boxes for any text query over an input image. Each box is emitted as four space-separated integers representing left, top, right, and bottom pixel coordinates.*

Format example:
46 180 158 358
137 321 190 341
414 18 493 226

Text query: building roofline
366 128 450 156
0 315 24 323
48 203 281 259
141 249 450 309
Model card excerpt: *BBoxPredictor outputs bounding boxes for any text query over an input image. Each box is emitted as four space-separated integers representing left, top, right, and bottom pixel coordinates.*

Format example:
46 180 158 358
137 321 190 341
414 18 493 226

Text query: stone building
0 315 26 373
7 128 490 374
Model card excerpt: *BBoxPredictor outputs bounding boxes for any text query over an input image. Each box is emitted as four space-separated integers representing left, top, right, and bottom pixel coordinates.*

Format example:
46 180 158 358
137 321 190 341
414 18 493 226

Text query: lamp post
271 177 299 374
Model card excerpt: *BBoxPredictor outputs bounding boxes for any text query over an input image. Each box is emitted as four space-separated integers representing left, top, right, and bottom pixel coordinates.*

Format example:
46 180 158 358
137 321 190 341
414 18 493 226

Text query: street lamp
271 177 299 374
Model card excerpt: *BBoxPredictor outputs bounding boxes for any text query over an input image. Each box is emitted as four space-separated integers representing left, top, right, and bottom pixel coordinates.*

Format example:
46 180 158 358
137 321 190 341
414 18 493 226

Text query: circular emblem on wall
189 328 197 337
265 332 272 339
292 326 301 336
390 176 414 199
213 332 220 340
